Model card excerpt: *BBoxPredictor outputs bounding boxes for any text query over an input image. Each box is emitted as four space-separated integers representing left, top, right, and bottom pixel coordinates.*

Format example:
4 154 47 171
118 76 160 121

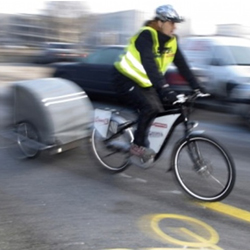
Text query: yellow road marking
106 202 250 250
197 202 250 223
150 214 221 249
105 248 221 250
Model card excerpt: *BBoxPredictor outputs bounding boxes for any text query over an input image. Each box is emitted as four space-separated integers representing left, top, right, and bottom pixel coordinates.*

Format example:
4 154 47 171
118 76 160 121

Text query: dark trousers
113 68 164 147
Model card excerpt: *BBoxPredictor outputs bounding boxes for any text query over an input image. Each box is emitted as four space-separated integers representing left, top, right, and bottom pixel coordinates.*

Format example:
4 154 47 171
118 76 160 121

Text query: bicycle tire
91 115 133 172
172 135 235 202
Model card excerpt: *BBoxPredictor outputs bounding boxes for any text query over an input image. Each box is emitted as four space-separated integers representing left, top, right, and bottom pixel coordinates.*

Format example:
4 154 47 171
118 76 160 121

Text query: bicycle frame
145 94 203 161
100 104 198 162
94 93 206 164
150 108 184 161
93 92 236 202
148 104 199 161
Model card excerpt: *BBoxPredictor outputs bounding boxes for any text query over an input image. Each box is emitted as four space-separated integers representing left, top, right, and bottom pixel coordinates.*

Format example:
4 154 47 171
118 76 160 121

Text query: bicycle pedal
129 155 154 169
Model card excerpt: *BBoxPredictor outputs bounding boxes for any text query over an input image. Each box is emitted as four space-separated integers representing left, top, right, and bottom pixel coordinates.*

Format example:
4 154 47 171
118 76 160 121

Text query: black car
52 45 125 99
36 42 83 64
52 45 191 100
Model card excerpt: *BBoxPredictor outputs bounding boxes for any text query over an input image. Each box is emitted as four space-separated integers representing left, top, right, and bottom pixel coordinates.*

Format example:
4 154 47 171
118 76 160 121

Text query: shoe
129 144 155 168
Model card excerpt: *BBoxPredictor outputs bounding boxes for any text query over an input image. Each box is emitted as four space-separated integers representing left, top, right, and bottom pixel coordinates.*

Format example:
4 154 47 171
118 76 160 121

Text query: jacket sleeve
173 45 200 89
135 30 166 90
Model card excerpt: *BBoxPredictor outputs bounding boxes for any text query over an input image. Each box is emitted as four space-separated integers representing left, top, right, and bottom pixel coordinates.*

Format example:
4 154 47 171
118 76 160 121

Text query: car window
210 45 250 65
182 40 212 67
210 46 233 65
84 48 124 65
227 46 250 65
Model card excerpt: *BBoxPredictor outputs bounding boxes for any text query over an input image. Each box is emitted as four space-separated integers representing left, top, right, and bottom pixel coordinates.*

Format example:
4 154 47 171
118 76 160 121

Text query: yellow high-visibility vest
115 26 177 88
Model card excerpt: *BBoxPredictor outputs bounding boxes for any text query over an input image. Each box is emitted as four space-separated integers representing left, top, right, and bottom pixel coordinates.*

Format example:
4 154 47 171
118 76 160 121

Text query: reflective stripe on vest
115 27 177 88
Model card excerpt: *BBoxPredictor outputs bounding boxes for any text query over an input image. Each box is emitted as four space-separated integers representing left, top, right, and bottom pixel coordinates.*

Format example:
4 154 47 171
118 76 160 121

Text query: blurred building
216 24 250 38
0 13 82 48
4 14 48 46
0 10 192 49
0 14 15 46
84 10 192 47
84 10 146 46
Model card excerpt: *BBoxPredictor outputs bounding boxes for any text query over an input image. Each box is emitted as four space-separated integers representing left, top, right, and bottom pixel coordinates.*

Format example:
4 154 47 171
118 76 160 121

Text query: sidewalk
0 64 53 86
0 64 53 101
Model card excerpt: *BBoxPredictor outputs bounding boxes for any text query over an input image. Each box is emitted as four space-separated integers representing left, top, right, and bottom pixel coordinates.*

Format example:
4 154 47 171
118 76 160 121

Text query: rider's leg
132 87 164 147
113 69 164 165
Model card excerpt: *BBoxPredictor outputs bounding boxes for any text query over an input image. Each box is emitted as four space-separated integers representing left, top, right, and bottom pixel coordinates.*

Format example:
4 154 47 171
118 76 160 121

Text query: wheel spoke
207 174 225 188
91 117 133 172
174 136 235 201
17 122 40 158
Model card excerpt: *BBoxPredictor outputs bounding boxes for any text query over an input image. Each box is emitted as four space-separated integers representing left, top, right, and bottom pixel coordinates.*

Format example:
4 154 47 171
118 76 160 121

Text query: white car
180 35 250 122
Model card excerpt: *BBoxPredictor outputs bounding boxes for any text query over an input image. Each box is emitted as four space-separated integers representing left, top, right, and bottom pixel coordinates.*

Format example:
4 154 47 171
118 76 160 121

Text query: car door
208 45 234 97
181 39 213 93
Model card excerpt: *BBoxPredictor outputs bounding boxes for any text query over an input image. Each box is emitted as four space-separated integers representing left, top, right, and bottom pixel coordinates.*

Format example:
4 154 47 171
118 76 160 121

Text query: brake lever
197 93 210 98
173 94 188 105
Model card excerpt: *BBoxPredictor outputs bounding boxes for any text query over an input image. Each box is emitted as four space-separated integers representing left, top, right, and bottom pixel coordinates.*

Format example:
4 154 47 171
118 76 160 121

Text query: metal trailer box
11 77 94 157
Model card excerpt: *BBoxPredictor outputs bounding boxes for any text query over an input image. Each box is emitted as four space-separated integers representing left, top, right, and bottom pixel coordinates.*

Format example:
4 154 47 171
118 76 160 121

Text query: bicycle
91 92 236 202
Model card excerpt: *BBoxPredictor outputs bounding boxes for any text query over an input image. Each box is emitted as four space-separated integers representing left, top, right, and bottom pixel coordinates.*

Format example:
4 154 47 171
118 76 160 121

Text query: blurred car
52 45 194 101
179 35 250 124
52 45 126 99
36 42 83 64
165 64 209 94
180 36 250 100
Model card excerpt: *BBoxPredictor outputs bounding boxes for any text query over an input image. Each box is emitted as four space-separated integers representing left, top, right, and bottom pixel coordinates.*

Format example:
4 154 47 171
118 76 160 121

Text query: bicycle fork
187 140 211 177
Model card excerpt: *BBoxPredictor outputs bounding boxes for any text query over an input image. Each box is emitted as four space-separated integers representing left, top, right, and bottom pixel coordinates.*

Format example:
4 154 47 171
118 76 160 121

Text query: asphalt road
1 65 250 250
1 95 250 250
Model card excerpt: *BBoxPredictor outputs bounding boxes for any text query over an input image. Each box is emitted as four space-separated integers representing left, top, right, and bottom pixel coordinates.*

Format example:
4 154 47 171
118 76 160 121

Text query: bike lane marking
105 202 250 250
105 249 220 250
105 212 224 250
197 202 250 223
149 214 222 249
137 213 222 250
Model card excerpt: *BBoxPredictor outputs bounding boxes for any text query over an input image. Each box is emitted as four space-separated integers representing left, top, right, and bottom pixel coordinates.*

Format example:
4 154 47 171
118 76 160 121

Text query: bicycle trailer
7 77 94 158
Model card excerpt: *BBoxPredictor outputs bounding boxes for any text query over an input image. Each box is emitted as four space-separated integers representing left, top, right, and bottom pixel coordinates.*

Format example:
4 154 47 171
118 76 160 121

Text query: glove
159 87 178 104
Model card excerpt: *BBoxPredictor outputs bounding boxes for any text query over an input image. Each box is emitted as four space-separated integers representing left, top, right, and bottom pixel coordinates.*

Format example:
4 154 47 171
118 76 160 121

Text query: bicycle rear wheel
172 135 235 202
91 115 133 172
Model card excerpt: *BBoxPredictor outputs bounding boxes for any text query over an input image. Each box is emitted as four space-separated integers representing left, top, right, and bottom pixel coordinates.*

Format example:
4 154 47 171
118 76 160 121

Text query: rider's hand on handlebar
160 88 178 105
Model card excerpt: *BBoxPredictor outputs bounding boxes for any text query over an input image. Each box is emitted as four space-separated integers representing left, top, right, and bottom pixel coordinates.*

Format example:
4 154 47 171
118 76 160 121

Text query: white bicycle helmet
156 5 184 23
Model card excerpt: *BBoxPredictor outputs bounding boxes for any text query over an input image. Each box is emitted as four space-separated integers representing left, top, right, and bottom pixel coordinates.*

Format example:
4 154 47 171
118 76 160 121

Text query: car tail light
165 72 188 86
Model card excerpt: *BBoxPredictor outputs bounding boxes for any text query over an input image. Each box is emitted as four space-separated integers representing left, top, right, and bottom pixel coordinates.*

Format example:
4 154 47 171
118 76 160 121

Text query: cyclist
113 5 203 167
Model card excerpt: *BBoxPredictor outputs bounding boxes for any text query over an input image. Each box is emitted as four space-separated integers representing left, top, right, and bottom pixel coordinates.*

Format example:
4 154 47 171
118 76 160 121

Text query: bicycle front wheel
172 135 235 202
91 116 133 172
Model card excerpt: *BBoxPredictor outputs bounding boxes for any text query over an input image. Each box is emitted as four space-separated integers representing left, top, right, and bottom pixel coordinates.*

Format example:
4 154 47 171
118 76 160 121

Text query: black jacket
135 29 199 90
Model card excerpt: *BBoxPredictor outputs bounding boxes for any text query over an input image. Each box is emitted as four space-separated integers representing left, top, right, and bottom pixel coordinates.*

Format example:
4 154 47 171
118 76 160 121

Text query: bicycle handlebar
173 92 210 105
